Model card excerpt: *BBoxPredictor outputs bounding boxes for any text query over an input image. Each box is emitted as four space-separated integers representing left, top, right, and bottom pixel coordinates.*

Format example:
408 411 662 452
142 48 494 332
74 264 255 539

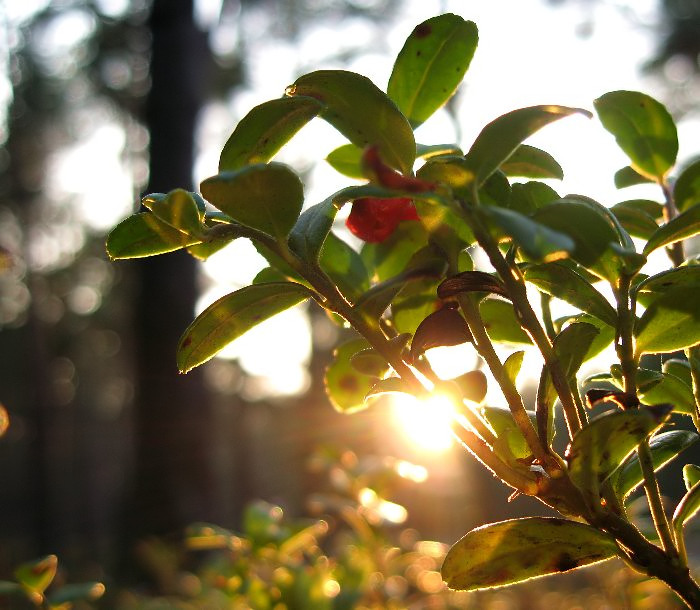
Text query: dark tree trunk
125 0 219 545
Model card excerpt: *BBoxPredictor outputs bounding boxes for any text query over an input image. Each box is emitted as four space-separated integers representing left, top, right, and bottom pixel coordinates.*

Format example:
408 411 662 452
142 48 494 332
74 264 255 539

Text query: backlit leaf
453 370 488 403
635 286 700 354
106 213 202 259
643 204 700 256
504 351 525 387
177 282 313 373
442 517 617 591
524 262 617 326
219 96 323 171
349 348 391 378
361 221 429 282
287 70 415 174
319 232 371 301
326 143 364 178
14 555 57 596
387 14 478 128
594 90 678 181
481 405 536 461
566 405 672 495
479 298 532 345
410 304 472 361
684 464 700 491
391 277 440 335
614 165 653 188
607 364 695 415
465 105 591 186
201 163 304 240
325 338 377 413
144 188 204 235
635 265 700 296
672 481 700 542
288 197 338 263
508 181 560 215
674 159 700 212
437 270 509 300
500 144 564 180
613 430 698 499
610 200 661 240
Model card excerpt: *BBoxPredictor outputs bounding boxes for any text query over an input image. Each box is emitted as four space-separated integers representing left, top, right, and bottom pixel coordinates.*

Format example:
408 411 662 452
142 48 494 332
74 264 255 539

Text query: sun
390 392 456 452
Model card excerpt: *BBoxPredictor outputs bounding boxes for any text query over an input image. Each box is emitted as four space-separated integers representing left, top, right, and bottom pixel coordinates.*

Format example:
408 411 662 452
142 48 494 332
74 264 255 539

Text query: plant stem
685 346 700 433
456 293 550 466
660 180 685 266
540 292 556 341
616 273 678 558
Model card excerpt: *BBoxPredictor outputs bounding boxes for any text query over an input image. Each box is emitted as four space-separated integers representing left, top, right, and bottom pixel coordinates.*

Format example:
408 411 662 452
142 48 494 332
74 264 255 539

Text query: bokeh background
1 0 699 605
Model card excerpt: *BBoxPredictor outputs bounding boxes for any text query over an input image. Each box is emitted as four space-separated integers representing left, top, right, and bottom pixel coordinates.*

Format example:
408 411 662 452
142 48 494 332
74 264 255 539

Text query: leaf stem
684 346 700 433
660 179 685 266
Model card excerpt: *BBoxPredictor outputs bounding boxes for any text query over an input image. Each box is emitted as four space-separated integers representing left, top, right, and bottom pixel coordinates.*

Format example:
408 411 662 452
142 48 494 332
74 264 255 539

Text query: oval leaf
673 481 700 540
684 464 700 491
201 163 304 240
500 144 564 180
479 298 532 345
465 105 591 186
613 430 698 499
643 203 700 256
106 213 202 259
177 282 313 373
614 165 654 188
410 304 472 361
144 189 204 235
219 96 323 171
635 286 700 354
594 90 678 181
453 369 488 403
442 517 618 591
286 70 415 174
566 405 672 494
325 338 377 413
610 200 661 240
326 143 363 178
387 14 478 128
437 270 509 300
524 262 617 326
674 159 700 212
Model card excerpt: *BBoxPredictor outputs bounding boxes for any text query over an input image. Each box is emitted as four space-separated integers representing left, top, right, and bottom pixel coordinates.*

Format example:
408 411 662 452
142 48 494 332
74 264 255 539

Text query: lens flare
391 393 456 452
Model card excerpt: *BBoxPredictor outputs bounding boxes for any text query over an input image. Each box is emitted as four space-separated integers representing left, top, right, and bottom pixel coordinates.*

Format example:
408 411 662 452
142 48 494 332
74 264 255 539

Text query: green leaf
610 200 661 240
635 265 700 297
288 197 338 264
387 14 478 128
177 282 313 373
14 555 58 596
481 405 536 461
414 198 475 267
500 144 564 180
219 96 323 171
594 90 678 181
613 430 698 499
614 165 654 188
48 583 106 605
442 517 617 591
106 213 202 259
325 338 377 413
524 262 617 326
683 464 700 491
479 298 532 345
186 236 233 261
607 364 695 415
674 159 700 212
508 181 560 215
504 351 525 387
465 105 591 186
566 405 672 495
319 232 371 301
361 221 429 282
286 70 415 174
643 203 700 256
417 155 475 198
635 286 700 354
325 143 364 178
533 198 625 281
672 481 700 542
144 188 204 235
201 163 304 240
365 376 414 401
391 277 440 335
417 143 463 159
349 348 390 378
484 206 575 263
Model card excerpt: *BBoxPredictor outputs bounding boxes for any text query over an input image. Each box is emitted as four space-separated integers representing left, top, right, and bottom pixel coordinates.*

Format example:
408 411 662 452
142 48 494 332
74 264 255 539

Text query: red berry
346 197 419 242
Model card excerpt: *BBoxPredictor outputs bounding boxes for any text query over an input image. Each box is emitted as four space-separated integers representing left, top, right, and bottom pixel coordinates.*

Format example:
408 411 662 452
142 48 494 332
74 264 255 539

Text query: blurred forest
0 0 699 601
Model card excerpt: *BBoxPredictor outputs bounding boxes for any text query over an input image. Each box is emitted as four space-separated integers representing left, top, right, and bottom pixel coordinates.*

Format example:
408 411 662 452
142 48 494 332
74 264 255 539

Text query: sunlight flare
390 393 457 452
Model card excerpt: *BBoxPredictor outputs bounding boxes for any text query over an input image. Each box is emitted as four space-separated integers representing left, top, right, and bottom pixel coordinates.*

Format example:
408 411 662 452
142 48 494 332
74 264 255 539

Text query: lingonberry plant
107 13 700 606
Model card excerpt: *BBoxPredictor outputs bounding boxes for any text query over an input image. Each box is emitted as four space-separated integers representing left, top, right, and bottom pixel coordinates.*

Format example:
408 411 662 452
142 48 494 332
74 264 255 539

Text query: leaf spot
338 374 359 392
413 23 432 38
553 552 579 572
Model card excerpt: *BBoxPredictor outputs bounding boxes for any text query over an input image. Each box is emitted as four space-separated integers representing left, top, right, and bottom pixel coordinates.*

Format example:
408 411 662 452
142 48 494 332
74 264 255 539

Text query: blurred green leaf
504 351 525 387
508 181 560 215
48 582 106 606
643 204 700 256
674 159 700 212
673 481 700 542
106 213 202 259
416 142 463 158
614 165 654 188
201 163 304 240
177 282 313 373
442 518 617 591
414 198 475 267
319 232 371 301
287 70 415 174
349 348 390 378
387 14 477 128
417 155 475 198
365 376 414 400
635 286 700 354
500 144 563 180
479 298 532 345
465 105 591 186
484 206 575 262
613 430 698 499
567 405 672 495
594 90 678 181
14 555 57 596
391 277 440 335
361 221 429 282
610 200 661 240
326 143 364 178
325 338 377 413
219 96 323 171
684 464 700 491
524 262 617 326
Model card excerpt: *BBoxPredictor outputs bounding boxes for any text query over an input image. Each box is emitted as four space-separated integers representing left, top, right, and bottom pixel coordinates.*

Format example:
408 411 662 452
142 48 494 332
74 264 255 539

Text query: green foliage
107 12 700 607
